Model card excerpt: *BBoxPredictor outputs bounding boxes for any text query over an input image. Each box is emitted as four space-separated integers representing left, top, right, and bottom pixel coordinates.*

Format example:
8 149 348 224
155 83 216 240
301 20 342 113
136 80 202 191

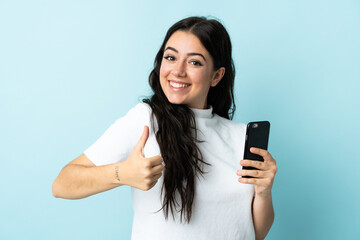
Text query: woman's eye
164 56 175 61
190 60 202 66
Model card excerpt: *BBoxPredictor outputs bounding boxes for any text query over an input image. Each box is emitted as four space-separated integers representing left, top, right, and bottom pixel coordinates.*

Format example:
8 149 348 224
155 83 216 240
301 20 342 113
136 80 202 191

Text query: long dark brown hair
143 16 236 223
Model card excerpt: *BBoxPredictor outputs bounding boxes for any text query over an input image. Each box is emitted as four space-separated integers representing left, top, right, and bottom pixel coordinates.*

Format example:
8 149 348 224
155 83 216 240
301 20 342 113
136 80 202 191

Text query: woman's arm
237 147 277 240
252 192 275 240
52 126 164 199
52 154 125 199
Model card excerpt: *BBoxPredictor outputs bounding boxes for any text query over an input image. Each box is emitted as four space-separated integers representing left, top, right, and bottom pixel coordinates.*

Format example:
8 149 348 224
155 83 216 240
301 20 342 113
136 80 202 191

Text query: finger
238 177 259 184
237 169 265 178
134 126 149 154
250 147 272 160
241 160 266 170
142 180 158 191
148 155 164 167
239 176 273 190
148 179 158 189
150 164 164 175
150 172 162 182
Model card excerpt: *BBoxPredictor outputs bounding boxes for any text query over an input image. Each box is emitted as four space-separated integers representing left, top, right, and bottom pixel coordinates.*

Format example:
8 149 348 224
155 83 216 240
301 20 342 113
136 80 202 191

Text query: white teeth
170 81 190 88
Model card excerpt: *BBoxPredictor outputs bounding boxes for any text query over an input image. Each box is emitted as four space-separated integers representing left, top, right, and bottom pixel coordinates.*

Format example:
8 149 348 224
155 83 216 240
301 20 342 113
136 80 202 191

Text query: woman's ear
210 67 225 87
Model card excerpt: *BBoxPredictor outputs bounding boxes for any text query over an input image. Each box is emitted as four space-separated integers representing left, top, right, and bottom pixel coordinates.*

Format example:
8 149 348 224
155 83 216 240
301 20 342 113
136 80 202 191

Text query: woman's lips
168 80 191 90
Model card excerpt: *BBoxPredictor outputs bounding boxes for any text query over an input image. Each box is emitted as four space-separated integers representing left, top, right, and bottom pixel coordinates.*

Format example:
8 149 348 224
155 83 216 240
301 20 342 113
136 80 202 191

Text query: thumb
135 125 149 156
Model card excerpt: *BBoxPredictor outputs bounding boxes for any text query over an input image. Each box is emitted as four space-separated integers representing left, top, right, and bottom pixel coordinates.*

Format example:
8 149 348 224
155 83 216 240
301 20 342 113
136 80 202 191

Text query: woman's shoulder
110 102 152 127
125 102 152 117
131 102 151 111
213 113 245 127
212 114 246 135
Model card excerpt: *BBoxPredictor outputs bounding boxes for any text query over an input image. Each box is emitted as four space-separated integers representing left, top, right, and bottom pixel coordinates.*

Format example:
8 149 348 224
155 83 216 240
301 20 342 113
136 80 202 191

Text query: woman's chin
166 96 185 105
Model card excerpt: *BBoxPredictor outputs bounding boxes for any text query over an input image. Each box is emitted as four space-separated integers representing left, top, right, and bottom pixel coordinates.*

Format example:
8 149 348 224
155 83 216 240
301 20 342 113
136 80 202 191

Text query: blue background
1 0 359 239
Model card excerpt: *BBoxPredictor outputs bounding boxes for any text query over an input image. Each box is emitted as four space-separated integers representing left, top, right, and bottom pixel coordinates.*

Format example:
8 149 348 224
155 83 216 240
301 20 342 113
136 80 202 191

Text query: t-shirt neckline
190 106 213 119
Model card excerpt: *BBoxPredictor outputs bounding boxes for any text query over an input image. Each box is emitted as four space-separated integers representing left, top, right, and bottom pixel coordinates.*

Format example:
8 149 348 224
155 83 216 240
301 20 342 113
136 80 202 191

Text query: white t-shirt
84 103 255 240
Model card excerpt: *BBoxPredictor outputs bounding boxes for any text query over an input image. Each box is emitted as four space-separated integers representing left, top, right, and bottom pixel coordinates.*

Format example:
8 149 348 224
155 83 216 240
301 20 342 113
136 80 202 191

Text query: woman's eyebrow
165 46 207 62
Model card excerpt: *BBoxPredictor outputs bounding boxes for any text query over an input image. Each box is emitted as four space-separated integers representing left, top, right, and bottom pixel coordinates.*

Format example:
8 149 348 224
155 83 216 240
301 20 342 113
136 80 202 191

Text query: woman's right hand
122 126 164 191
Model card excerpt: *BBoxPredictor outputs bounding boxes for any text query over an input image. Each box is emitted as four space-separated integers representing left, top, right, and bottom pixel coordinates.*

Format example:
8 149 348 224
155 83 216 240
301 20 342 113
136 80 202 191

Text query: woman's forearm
52 162 125 199
252 193 275 240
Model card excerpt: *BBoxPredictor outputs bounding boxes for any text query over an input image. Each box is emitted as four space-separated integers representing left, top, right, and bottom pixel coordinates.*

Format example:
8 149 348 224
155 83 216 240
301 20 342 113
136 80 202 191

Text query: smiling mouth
169 80 191 89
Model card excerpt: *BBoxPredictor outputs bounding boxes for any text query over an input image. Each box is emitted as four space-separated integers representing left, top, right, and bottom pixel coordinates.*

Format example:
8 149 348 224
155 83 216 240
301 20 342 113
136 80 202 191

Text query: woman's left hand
236 147 277 197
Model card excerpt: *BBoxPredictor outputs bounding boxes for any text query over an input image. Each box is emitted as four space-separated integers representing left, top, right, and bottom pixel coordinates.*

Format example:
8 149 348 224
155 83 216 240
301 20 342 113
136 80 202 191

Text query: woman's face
159 31 224 109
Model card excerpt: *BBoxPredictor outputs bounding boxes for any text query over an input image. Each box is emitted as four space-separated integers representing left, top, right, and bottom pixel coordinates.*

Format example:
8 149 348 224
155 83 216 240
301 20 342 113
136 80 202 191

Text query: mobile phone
242 121 270 178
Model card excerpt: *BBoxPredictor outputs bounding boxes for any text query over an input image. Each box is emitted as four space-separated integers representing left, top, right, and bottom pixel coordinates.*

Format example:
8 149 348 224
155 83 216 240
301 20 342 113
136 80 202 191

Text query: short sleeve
83 103 151 166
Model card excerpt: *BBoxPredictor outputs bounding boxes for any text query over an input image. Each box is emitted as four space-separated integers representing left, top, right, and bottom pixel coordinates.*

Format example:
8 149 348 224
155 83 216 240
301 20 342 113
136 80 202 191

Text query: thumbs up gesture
122 126 164 191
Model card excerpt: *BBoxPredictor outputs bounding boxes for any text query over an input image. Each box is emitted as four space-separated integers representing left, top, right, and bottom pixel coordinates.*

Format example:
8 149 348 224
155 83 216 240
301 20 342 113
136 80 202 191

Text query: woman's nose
171 60 186 77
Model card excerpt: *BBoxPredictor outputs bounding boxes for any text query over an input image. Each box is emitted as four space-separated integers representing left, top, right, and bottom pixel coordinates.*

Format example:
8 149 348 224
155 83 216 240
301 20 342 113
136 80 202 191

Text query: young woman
53 16 277 240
